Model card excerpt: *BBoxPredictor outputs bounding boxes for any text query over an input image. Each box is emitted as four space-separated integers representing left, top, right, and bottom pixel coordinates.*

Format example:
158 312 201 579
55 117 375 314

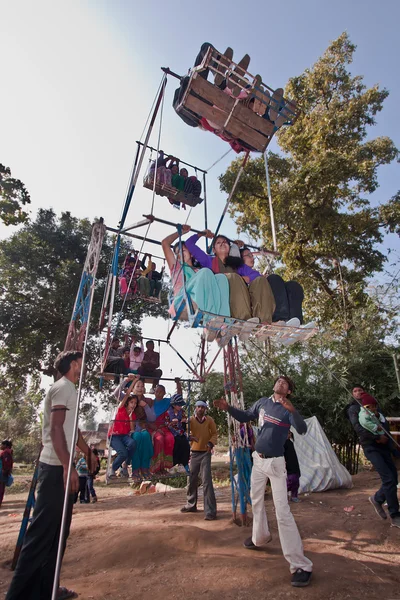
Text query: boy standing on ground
6 350 97 600
180 400 218 521
214 376 313 588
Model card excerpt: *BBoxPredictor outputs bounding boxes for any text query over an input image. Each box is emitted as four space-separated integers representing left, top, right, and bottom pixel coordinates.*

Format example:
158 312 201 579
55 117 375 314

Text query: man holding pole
6 351 97 600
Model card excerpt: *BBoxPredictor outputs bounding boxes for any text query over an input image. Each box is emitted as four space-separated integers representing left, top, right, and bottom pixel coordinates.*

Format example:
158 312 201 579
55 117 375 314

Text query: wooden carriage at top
174 45 299 154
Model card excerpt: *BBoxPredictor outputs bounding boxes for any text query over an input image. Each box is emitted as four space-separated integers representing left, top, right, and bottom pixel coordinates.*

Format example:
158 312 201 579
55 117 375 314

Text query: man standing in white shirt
6 350 97 600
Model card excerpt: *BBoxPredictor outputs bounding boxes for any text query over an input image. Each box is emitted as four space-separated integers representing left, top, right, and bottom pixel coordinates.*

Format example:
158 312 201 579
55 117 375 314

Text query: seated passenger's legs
249 276 276 323
194 42 215 79
151 430 174 472
137 366 163 387
225 273 252 320
285 281 304 324
184 268 230 317
120 277 129 295
131 431 154 473
110 435 136 473
173 435 190 467
149 279 162 297
104 357 129 383
267 274 290 322
137 276 150 296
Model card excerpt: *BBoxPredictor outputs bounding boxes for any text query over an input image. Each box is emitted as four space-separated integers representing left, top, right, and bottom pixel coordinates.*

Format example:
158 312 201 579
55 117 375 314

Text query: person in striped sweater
214 376 313 588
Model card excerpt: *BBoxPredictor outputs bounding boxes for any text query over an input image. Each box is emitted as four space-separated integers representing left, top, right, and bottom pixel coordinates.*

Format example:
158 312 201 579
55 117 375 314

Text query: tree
0 209 168 391
0 164 31 226
0 376 42 463
82 406 98 431
219 33 399 330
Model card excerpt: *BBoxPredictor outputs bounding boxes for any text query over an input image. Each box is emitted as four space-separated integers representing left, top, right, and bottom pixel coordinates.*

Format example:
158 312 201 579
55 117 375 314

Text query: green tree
0 209 168 390
0 376 42 463
0 164 31 226
219 33 399 330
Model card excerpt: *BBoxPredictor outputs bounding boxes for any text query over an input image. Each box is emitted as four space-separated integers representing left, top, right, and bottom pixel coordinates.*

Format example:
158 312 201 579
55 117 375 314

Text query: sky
1 0 399 399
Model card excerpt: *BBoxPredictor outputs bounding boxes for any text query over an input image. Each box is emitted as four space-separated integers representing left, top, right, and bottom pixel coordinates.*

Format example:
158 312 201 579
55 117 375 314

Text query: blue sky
1 0 399 389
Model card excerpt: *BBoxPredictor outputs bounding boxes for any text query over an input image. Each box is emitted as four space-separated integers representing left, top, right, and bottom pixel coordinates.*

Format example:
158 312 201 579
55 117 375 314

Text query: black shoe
243 534 271 549
204 514 217 521
291 569 312 587
369 496 387 520
180 506 197 513
390 515 400 528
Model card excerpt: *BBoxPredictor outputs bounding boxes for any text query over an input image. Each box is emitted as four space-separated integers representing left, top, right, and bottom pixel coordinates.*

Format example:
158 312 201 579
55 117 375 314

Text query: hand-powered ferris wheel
15 46 321 595
62 42 318 521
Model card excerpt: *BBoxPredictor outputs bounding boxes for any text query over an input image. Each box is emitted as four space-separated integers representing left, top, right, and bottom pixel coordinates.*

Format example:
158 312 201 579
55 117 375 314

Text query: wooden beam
185 94 269 152
191 76 275 138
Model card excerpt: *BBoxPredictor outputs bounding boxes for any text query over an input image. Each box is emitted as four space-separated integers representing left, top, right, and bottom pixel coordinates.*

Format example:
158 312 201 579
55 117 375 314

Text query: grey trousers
186 451 217 517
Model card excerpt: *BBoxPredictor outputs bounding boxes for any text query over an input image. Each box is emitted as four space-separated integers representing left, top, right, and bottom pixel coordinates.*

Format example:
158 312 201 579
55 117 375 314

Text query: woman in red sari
150 383 177 474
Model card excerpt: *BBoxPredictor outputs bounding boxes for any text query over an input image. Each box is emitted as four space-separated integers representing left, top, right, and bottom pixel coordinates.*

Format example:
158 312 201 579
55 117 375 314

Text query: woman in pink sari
149 382 181 474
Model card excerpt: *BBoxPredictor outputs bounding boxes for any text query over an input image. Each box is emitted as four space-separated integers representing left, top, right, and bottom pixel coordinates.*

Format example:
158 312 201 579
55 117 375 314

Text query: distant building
81 423 109 455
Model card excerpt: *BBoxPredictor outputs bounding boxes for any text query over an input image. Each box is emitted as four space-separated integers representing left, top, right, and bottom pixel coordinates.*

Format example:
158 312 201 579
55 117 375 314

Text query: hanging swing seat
143 176 203 207
175 47 299 153
172 299 317 346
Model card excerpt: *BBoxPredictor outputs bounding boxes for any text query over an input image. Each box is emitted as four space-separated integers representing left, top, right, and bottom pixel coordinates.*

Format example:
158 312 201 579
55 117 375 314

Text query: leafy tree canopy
0 164 31 226
219 33 399 329
0 209 168 390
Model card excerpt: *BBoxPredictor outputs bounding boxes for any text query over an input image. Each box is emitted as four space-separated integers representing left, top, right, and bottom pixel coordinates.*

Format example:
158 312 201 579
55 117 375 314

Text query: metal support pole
263 150 277 253
51 266 98 600
393 353 400 393
118 75 167 231
212 151 250 245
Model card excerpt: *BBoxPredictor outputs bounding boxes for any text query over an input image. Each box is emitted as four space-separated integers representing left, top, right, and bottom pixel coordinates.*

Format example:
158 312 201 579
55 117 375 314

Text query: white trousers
251 452 313 573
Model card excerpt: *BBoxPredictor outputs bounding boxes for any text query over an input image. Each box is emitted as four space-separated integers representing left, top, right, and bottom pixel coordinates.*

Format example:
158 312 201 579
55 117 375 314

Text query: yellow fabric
189 416 218 451
142 258 152 277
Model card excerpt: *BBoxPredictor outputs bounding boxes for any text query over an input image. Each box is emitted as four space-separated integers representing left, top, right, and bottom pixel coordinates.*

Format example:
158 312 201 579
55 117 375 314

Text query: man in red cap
347 385 399 528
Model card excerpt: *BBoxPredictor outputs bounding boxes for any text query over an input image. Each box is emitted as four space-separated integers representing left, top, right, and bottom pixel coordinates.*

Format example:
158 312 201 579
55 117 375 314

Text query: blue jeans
363 446 399 517
87 475 96 498
149 279 162 297
110 435 136 472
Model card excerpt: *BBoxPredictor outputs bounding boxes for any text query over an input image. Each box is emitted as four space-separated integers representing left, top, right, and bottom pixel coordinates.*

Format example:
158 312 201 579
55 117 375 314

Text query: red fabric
150 413 174 472
199 118 246 154
108 406 135 437
211 256 220 274
361 393 377 407
0 448 13 475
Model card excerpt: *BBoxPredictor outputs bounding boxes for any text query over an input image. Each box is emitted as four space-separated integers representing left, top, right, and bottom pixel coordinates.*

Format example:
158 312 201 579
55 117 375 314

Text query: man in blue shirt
214 376 313 588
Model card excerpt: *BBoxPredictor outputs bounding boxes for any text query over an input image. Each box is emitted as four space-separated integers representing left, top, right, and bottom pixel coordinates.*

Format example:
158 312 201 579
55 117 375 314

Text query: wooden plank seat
143 177 203 207
171 301 317 346
176 51 299 153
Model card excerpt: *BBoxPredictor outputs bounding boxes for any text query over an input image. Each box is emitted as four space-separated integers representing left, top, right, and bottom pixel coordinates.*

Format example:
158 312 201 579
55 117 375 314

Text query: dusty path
0 471 399 600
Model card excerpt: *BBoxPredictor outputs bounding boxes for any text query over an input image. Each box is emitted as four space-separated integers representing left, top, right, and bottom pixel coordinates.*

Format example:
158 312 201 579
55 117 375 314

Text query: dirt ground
0 470 399 600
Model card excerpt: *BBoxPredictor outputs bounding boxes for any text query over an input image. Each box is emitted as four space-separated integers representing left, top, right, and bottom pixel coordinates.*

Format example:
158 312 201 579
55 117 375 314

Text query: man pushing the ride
214 376 313 587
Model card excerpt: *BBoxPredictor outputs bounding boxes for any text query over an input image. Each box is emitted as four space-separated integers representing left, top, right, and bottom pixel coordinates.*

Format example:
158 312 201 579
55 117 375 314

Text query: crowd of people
107 374 191 482
3 347 399 599
119 251 164 299
104 337 162 391
161 225 310 344
173 43 297 154
145 150 202 210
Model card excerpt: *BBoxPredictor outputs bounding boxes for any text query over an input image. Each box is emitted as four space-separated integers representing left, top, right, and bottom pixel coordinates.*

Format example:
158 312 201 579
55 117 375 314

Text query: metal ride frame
223 337 252 524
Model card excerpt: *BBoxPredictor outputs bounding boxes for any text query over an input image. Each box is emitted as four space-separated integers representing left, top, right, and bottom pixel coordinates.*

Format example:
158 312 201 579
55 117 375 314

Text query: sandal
58 587 78 600
141 470 152 480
